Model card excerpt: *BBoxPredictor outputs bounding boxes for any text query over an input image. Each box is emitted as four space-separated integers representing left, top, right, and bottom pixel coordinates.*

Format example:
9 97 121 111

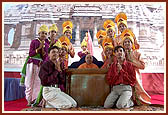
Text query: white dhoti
43 87 77 109
25 63 41 102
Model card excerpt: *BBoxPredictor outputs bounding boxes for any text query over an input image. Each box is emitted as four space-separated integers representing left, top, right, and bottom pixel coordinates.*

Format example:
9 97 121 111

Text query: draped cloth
132 71 151 105
87 30 94 56
43 87 77 109
20 54 42 86
24 63 41 102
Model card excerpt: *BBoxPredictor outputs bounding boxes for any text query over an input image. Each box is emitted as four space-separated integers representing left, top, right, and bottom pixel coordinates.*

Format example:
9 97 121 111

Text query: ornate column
93 20 98 46
4 25 9 46
75 20 80 46
11 23 22 49
18 22 32 50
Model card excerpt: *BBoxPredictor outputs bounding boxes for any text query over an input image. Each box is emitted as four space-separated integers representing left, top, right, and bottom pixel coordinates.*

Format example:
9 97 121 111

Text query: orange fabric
101 60 109 69
114 35 122 47
132 72 151 105
101 51 106 62
78 63 99 69
127 50 150 105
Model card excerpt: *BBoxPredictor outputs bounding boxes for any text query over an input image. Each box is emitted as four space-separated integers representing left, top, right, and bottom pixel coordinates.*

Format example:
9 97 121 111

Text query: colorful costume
20 25 48 105
101 37 115 69
32 24 63 107
62 21 75 63
44 24 60 61
103 19 116 46
78 36 89 58
96 30 107 62
58 35 73 68
121 29 151 105
115 12 139 49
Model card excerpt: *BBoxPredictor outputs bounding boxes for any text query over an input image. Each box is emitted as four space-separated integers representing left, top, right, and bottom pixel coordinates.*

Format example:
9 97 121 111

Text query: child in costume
20 25 48 106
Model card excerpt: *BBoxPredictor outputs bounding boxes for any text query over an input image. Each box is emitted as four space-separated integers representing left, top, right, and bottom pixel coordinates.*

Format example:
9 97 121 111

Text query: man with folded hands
39 45 77 109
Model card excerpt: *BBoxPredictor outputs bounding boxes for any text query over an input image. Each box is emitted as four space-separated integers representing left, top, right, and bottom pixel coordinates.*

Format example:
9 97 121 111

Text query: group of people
20 12 151 109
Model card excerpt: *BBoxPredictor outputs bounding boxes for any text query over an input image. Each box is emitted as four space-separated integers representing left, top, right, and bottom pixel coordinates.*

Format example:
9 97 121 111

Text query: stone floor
22 105 164 112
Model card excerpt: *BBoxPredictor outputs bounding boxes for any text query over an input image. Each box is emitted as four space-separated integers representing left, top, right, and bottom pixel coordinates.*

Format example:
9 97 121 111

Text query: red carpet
4 98 29 111
4 95 164 111
4 72 164 111
151 95 164 105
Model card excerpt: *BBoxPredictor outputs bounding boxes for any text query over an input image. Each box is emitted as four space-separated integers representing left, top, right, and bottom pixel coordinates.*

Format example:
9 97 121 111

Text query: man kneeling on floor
104 46 136 109
39 45 77 109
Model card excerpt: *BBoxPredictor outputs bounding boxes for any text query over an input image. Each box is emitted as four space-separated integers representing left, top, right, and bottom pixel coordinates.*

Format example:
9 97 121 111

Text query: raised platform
4 68 164 105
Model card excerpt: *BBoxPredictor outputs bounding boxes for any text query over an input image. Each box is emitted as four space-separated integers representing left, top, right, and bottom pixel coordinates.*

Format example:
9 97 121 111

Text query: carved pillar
75 20 80 46
29 21 36 40
4 24 13 46
11 23 22 49
18 22 33 50
93 20 98 46
132 21 139 40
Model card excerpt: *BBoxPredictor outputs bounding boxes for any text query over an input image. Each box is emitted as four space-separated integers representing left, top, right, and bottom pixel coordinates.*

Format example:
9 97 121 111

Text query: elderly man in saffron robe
78 54 99 69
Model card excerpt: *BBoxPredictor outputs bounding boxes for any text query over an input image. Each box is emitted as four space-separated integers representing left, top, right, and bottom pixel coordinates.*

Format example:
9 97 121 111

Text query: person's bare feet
42 98 46 108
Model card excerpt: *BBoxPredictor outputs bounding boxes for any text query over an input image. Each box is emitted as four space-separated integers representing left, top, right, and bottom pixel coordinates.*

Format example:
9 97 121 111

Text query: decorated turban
38 24 48 33
58 35 71 52
62 21 73 35
103 20 115 32
81 38 88 47
49 24 58 32
96 30 107 39
115 12 128 29
102 37 114 51
120 29 135 50
53 39 62 48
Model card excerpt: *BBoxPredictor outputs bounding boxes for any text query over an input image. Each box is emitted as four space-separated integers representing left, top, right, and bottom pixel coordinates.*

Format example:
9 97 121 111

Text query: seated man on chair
78 54 99 69
39 45 77 109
